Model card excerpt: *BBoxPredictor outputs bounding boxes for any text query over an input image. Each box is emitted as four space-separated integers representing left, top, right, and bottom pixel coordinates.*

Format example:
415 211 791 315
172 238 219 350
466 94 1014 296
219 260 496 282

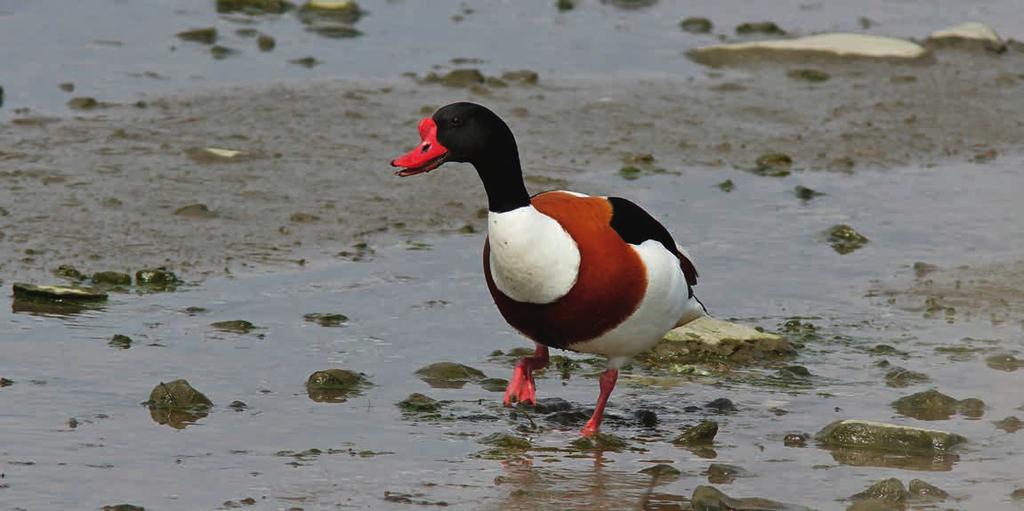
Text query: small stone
186 147 250 163
102 505 146 511
783 432 808 447
825 224 869 255
794 185 824 200
957 397 985 418
478 432 531 450
108 334 132 349
211 320 257 334
690 485 796 511
256 34 276 52
892 389 960 420
290 56 322 68
555 0 575 11
634 409 659 428
753 152 792 177
908 479 948 500
640 463 681 479
705 397 737 413
680 17 713 34
716 179 734 192
59 82 75 92
136 268 181 288
690 33 928 65
414 362 486 388
229 400 248 411
305 369 370 403
993 416 1022 433
215 0 290 14
500 70 539 85
531 397 573 414
210 45 239 59
303 312 348 327
176 27 218 44
440 69 485 87
304 0 359 11
986 353 1023 371
478 378 508 392
787 68 830 82
884 367 930 388
673 420 718 445
570 432 627 452
289 212 320 223
1 377 14 387
705 463 746 484
147 379 212 410
850 478 908 504
67 97 98 110
735 21 785 35
92 271 131 286
54 265 85 280
174 203 218 219
397 393 441 413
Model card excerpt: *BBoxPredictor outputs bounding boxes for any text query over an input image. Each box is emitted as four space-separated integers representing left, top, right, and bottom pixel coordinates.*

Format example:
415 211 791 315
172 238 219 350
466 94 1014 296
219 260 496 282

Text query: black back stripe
607 196 699 291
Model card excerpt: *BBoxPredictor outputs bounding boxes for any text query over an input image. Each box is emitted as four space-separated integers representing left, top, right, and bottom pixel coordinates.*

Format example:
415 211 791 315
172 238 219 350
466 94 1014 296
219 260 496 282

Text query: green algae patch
415 362 486 389
146 379 212 429
397 393 441 414
816 420 966 454
640 316 794 368
825 224 869 254
135 268 181 290
569 432 627 452
306 369 371 403
673 420 718 446
303 312 349 327
211 320 257 334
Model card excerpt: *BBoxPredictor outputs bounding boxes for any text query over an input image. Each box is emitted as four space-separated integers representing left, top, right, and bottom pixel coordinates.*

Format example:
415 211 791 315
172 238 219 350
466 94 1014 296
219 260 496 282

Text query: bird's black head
390 102 517 176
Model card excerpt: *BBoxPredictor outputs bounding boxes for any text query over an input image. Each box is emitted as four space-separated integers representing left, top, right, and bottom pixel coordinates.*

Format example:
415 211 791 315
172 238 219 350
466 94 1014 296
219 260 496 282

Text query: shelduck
391 102 705 436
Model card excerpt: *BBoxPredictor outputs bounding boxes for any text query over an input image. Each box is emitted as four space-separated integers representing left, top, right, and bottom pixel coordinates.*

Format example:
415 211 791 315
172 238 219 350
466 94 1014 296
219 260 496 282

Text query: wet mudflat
3 1 1024 510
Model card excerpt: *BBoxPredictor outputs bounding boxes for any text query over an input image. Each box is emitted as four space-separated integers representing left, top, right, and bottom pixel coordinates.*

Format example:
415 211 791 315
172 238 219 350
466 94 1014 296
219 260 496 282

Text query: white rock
928 22 1005 51
664 316 781 345
305 0 358 11
691 33 928 63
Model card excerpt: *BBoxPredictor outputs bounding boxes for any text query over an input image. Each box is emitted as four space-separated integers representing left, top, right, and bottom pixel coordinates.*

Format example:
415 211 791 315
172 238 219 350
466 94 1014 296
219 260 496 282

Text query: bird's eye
450 117 462 127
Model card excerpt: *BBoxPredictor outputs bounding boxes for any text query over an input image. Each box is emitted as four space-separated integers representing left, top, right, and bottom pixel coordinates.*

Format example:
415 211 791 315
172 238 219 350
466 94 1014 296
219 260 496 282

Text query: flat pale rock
665 316 781 345
13 282 108 301
928 22 1005 51
691 33 928 65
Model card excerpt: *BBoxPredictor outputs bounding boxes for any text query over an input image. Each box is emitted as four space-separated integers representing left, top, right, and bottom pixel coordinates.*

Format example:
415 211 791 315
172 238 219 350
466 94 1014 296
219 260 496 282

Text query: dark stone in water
634 409 658 428
783 432 808 447
545 409 589 427
398 393 441 414
414 362 486 389
673 420 718 446
850 478 908 503
680 17 713 34
176 27 218 44
478 378 508 392
211 320 257 334
640 463 681 479
884 366 930 388
93 271 131 286
735 21 785 35
826 224 869 255
993 416 1022 433
135 268 181 289
306 368 370 403
531 397 573 414
691 485 802 510
102 505 146 511
13 282 107 301
705 463 746 484
908 479 948 500
108 334 132 349
216 0 291 14
229 400 248 411
705 397 737 413
303 312 349 327
570 432 627 452
146 379 212 429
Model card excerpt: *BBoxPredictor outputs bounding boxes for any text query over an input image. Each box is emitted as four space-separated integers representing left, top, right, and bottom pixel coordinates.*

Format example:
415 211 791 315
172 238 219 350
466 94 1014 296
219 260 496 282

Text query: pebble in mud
569 432 627 452
256 34 275 51
173 203 218 219
794 185 825 200
705 398 737 413
816 420 966 454
102 505 146 511
985 353 1024 371
786 68 830 82
67 97 99 110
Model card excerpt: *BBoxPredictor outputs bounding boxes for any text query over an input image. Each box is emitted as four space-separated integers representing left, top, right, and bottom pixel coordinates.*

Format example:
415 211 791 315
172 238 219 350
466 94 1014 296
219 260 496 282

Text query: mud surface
3 1 1024 510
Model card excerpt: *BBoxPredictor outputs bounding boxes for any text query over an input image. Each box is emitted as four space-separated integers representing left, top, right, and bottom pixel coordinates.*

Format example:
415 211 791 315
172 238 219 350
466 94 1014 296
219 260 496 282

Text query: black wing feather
607 196 698 292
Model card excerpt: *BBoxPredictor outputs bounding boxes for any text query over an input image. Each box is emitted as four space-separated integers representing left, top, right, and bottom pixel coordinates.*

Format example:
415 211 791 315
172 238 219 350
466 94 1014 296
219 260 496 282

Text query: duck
391 102 705 436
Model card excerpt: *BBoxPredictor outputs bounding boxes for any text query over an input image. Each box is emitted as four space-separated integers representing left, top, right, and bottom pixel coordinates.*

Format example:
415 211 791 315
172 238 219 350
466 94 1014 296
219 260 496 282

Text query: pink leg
581 368 619 437
503 344 549 406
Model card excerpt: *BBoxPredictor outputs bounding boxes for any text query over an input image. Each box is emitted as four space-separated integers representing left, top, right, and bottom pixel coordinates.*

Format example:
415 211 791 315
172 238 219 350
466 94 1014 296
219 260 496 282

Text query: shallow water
3 1 1024 510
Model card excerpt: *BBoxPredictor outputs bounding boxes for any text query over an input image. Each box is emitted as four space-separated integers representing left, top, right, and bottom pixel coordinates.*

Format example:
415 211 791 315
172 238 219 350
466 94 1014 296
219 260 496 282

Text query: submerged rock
146 379 212 428
108 334 133 349
176 27 217 44
53 264 85 281
211 320 257 334
735 21 785 35
12 282 107 301
908 479 949 501
414 362 486 388
993 416 1022 433
985 353 1023 371
817 419 966 454
705 463 747 484
68 97 99 110
476 432 531 459
783 432 809 447
135 268 181 289
753 152 792 177
173 203 218 219
102 505 145 511
691 33 927 66
716 179 735 192
640 463 681 479
640 316 793 367
570 432 627 452
786 69 830 82
305 368 370 403
256 34 276 51
850 478 908 504
303 312 348 327
397 393 441 414
673 420 719 446
680 17 713 34
891 389 964 420
927 22 1006 52
884 366 930 388
501 69 540 85
215 0 292 14
825 224 869 254
794 185 824 200
440 69 485 88
92 271 131 286
478 378 508 392
691 485 806 510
